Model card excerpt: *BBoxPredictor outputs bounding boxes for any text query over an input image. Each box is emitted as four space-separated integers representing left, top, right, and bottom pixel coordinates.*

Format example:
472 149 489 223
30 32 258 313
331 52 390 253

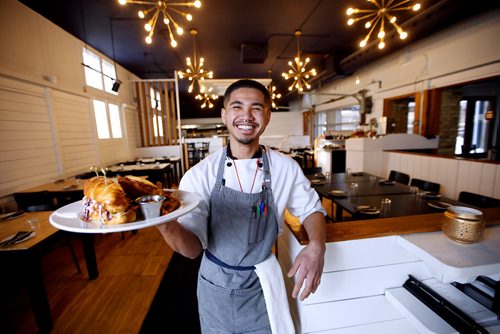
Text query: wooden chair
410 178 441 193
458 191 500 208
388 170 410 185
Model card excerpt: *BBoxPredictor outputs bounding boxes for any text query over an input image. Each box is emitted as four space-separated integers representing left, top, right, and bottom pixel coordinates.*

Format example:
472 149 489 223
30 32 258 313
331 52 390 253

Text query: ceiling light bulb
378 30 385 38
194 0 201 8
399 31 408 39
348 18 355 26
145 23 152 32
390 16 397 23
163 18 169 24
365 21 371 29
177 27 184 35
171 39 177 47
378 41 385 49
413 4 421 11
138 10 145 19
186 14 193 21
118 0 127 5
360 39 367 47
145 36 152 44
346 8 354 15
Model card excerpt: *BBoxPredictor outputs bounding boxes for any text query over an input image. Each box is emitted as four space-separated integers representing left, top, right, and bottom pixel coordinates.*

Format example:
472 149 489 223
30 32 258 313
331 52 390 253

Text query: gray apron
197 146 278 334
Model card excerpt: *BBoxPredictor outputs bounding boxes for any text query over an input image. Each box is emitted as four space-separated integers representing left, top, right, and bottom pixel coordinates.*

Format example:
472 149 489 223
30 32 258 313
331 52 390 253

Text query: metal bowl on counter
442 206 484 243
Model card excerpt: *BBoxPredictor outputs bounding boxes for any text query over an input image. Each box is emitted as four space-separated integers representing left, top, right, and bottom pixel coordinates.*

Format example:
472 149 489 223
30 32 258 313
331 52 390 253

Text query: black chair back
302 167 323 175
50 190 84 208
410 178 441 193
458 191 500 208
13 191 52 211
388 170 410 185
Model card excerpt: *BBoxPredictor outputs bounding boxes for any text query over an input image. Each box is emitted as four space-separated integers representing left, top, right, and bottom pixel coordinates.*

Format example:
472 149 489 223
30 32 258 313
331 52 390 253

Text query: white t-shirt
177 146 326 248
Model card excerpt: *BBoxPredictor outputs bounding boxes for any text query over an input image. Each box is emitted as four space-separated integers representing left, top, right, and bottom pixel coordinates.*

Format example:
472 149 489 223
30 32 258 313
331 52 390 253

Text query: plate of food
310 179 326 186
49 176 199 233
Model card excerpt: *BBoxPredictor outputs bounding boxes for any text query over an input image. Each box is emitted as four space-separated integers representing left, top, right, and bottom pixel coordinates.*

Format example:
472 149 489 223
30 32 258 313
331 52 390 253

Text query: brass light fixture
346 0 421 50
117 0 201 48
282 30 317 93
195 86 219 109
268 84 282 108
177 28 214 94
267 70 281 108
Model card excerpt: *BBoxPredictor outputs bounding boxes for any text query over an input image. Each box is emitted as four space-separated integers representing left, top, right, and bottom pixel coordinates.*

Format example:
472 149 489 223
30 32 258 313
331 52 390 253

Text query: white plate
359 208 380 215
379 180 396 185
427 201 450 210
425 192 442 200
49 190 199 233
330 190 347 197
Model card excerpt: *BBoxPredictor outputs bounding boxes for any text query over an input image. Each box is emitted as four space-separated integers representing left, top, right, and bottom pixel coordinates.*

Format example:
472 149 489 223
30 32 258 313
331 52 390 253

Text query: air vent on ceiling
241 43 268 64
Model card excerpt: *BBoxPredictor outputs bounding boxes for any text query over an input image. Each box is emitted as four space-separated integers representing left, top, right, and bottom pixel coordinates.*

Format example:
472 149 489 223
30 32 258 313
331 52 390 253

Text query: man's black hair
223 79 271 108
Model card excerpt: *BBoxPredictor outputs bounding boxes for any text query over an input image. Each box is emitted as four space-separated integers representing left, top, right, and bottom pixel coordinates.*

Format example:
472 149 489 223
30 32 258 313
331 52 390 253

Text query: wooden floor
2 227 174 334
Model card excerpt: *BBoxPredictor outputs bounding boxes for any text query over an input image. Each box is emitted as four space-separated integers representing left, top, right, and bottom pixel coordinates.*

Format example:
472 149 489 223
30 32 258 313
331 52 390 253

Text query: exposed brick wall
438 90 461 155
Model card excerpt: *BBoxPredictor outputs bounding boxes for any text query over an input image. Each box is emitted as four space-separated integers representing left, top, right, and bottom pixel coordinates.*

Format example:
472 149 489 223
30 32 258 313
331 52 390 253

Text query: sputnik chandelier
282 30 317 93
177 28 214 94
117 0 201 48
195 87 219 109
346 0 421 50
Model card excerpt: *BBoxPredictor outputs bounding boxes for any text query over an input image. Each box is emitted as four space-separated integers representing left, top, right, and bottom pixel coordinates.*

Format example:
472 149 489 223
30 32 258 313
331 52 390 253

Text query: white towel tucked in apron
254 253 295 334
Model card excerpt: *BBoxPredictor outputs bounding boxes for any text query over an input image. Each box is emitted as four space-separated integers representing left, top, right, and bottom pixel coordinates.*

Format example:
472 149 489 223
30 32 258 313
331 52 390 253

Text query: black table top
311 173 410 198
334 193 465 219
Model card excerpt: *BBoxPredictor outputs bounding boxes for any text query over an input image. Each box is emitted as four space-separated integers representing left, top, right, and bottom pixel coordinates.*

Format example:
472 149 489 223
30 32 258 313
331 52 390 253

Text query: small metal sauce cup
136 195 165 220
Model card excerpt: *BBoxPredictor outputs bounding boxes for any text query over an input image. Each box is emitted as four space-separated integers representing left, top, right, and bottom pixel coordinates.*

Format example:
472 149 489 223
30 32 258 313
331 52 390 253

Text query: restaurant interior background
1 0 500 210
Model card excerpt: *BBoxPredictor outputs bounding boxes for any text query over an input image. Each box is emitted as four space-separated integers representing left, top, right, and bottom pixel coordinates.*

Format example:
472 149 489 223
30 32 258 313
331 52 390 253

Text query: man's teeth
237 124 253 130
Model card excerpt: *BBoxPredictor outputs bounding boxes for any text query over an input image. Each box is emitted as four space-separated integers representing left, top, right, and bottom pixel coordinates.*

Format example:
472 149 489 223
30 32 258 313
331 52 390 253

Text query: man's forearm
302 211 326 248
156 221 203 259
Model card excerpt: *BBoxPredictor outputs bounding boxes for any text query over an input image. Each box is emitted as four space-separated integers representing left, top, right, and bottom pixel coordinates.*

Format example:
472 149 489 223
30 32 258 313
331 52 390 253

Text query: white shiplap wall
0 76 60 196
51 90 97 177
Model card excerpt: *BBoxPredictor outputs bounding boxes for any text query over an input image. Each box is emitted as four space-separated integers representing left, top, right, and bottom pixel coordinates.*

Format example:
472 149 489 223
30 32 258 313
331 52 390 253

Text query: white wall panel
51 90 96 176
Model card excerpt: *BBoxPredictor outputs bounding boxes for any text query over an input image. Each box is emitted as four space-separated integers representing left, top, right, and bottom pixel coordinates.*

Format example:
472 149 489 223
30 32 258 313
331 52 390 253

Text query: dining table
0 211 98 333
108 162 171 188
334 193 465 220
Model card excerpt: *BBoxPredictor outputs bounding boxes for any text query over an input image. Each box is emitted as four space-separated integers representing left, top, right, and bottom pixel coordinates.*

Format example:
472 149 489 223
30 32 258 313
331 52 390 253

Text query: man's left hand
287 241 325 301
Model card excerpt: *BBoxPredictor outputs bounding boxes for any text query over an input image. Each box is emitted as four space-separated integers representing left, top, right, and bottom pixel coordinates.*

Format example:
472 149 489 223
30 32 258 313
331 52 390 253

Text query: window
83 48 117 94
315 106 360 138
455 97 494 156
92 99 122 139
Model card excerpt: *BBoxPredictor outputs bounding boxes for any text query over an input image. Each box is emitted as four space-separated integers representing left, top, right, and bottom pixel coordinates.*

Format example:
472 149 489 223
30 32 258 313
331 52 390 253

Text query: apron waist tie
205 250 256 271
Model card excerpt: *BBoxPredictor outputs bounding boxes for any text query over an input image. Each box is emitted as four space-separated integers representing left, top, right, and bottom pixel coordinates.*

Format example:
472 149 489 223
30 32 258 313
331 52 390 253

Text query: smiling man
157 79 326 333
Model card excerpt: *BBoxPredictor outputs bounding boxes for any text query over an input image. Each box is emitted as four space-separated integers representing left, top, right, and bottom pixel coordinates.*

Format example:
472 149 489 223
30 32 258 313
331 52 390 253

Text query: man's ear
221 108 227 124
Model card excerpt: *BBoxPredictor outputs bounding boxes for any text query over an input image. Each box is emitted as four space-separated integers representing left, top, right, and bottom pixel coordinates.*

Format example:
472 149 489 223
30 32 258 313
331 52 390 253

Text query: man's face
221 87 271 145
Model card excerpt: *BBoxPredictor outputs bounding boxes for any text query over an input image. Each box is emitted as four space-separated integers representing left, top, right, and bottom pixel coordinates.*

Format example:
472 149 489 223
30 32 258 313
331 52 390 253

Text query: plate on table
427 201 450 210
352 172 364 177
310 179 326 186
378 179 396 185
330 190 347 197
425 192 442 200
49 190 199 233
314 173 326 179
357 207 380 215
0 210 25 221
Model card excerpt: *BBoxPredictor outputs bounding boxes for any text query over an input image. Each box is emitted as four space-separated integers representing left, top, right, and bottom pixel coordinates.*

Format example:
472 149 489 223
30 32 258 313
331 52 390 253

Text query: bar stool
197 142 209 161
